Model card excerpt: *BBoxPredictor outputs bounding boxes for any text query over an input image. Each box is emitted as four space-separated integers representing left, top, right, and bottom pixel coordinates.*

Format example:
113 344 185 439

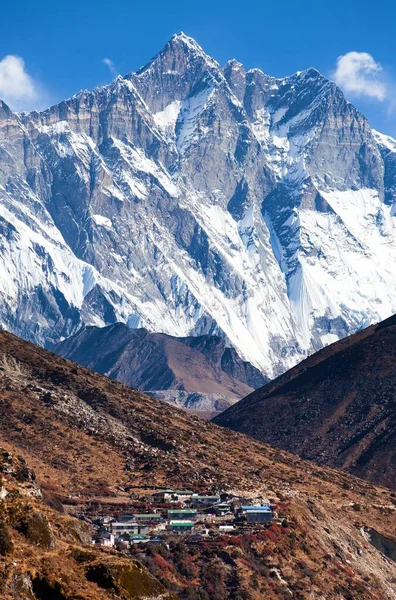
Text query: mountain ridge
52 323 267 412
0 33 396 377
213 314 396 490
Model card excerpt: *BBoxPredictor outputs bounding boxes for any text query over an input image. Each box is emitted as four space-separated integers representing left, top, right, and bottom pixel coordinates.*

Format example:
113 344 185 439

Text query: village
88 487 276 551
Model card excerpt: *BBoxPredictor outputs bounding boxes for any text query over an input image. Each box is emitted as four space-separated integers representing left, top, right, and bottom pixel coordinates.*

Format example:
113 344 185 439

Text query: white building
110 521 140 535
92 531 115 547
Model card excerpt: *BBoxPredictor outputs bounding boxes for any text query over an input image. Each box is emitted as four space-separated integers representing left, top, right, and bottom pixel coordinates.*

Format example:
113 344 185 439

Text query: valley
0 330 394 598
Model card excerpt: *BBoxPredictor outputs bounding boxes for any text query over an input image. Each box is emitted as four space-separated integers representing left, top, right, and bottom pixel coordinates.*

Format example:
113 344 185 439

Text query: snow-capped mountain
0 32 395 377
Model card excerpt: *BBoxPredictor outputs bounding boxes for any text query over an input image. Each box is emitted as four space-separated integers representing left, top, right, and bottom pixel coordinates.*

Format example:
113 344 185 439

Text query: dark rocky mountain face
1 33 396 379
53 323 267 412
214 314 396 490
374 130 396 206
0 328 395 598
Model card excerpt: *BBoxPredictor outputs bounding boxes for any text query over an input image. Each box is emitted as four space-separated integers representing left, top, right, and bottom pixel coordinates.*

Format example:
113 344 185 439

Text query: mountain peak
223 59 246 101
172 30 189 38
288 67 326 83
0 99 13 117
132 32 222 112
301 66 322 77
224 58 245 73
169 31 202 49
136 32 216 77
166 31 214 60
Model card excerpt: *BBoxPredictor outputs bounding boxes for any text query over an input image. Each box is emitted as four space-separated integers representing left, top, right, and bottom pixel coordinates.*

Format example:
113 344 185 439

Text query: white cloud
333 51 387 101
0 55 45 111
102 57 118 77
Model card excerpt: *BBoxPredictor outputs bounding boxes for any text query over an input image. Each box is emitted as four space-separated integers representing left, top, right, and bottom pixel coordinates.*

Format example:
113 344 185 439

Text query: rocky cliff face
0 33 395 376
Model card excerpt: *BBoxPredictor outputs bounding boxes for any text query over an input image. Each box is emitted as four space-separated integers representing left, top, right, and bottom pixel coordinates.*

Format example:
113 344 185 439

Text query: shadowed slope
214 315 396 489
53 323 267 412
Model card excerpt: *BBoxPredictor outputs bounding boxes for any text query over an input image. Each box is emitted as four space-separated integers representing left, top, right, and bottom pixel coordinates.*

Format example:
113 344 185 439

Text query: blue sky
1 0 395 134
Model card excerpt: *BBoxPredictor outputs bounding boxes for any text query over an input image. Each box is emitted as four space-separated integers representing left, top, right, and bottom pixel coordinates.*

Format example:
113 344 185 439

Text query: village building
219 525 234 532
168 520 195 534
238 505 272 524
117 533 133 543
92 529 115 547
151 489 194 503
148 536 164 545
172 490 194 502
214 503 231 516
110 521 140 535
246 510 272 524
167 508 197 520
151 489 175 502
187 533 205 544
133 513 162 523
130 534 151 544
97 515 112 525
114 533 133 550
118 513 136 522
191 494 221 507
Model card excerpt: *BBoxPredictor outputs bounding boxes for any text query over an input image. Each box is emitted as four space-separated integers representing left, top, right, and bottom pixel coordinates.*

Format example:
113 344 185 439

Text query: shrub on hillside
0 518 13 555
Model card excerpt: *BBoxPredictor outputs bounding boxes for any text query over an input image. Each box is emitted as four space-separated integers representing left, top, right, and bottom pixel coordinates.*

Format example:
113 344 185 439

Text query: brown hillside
214 315 396 490
0 329 395 599
0 449 175 600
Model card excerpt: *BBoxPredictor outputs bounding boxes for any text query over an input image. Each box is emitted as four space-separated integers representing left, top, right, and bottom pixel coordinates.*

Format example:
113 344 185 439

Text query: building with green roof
169 520 195 534
167 509 197 519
